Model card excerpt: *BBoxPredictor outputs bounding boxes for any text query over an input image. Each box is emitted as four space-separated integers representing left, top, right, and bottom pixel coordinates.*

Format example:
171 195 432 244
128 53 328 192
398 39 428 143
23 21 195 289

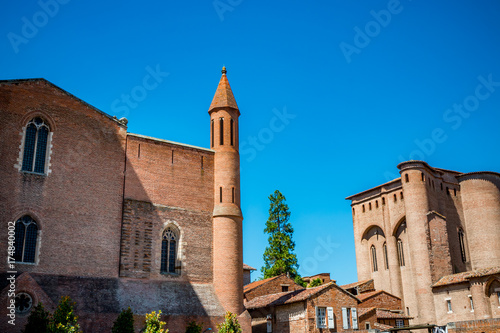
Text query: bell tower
210 67 244 315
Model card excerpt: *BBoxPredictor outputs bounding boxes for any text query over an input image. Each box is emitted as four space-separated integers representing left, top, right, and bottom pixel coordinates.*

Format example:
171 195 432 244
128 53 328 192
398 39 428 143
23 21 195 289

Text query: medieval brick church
0 68 251 332
347 161 500 330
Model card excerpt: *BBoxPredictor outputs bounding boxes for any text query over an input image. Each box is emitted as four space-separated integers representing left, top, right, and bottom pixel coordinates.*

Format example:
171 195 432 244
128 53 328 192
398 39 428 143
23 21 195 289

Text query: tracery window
14 216 38 263
161 227 178 274
21 117 50 174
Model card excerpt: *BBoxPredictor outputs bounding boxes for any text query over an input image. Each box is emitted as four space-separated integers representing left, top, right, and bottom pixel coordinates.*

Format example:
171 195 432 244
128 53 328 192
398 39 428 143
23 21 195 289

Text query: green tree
307 278 323 288
185 320 203 333
144 310 168 333
216 312 241 333
261 190 302 282
49 296 81 333
23 302 50 333
112 307 135 333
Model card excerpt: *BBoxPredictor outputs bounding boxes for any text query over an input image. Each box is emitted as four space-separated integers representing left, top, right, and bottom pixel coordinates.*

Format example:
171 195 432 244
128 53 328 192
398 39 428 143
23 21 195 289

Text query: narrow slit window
219 118 224 145
362 205 365 213
138 144 141 158
446 300 452 313
201 156 204 170
382 197 385 205
394 194 397 202
230 118 234 146
375 200 378 208
211 120 214 148
421 173 425 182
371 245 378 272
220 187 223 203
405 174 409 183
458 229 467 262
383 242 389 270
232 187 235 203
171 150 174 164
369 202 372 210
400 192 404 200
397 239 405 266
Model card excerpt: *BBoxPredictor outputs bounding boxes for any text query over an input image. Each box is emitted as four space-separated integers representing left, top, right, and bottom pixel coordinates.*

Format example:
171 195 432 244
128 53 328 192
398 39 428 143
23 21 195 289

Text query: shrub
307 278 323 288
23 302 50 333
216 312 241 333
112 307 135 333
144 310 168 333
185 320 203 333
49 296 81 333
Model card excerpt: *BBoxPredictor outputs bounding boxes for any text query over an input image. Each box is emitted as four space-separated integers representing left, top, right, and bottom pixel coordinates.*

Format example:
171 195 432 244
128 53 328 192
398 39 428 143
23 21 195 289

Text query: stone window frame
12 213 42 266
445 298 452 313
159 221 184 277
395 319 404 328
370 245 378 272
468 295 474 312
15 115 54 176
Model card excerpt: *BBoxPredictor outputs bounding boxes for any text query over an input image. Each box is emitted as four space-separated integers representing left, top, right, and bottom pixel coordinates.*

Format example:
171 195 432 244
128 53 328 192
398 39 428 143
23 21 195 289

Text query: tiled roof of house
243 264 256 271
243 275 282 293
357 307 376 317
374 322 394 330
340 279 373 290
432 266 500 288
245 282 360 310
358 290 401 301
376 309 412 319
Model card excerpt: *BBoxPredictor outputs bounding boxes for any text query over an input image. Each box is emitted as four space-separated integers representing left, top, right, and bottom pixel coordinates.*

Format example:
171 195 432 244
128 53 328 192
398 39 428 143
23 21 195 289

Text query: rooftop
432 266 500 288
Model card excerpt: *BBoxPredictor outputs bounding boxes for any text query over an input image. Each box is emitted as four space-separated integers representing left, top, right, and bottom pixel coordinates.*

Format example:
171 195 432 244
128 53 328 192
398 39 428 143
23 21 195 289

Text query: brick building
0 68 252 332
246 282 362 333
346 161 500 329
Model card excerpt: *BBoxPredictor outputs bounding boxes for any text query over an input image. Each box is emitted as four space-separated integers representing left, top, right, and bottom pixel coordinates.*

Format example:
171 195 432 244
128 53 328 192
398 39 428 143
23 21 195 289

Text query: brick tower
209 67 244 315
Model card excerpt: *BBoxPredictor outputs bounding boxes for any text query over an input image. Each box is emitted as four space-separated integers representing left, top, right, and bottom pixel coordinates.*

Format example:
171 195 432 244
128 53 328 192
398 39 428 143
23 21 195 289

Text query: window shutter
327 307 334 328
351 307 358 329
342 307 349 329
315 306 320 328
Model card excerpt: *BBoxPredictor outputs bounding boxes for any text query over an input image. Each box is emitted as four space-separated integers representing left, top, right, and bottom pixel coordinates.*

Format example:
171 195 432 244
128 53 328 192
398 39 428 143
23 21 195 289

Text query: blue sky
2 0 500 285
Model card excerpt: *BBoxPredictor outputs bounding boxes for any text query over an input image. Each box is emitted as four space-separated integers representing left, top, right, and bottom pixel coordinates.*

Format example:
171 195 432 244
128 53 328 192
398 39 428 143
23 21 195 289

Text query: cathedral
0 68 251 332
347 161 500 330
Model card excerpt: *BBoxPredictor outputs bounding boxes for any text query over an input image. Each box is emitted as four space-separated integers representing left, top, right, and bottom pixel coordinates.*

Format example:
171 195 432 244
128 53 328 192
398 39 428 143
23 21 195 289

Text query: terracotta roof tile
374 322 394 330
209 68 238 111
340 279 373 290
358 290 401 301
243 264 256 271
245 282 359 310
357 307 376 317
432 266 500 288
243 275 281 293
376 309 412 319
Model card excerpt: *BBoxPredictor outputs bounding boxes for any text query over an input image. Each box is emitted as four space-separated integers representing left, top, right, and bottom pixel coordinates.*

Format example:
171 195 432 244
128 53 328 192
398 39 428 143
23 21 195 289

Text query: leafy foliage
185 320 203 333
112 307 135 333
48 296 81 333
216 312 241 333
261 190 302 281
144 310 168 333
23 302 50 333
307 278 323 288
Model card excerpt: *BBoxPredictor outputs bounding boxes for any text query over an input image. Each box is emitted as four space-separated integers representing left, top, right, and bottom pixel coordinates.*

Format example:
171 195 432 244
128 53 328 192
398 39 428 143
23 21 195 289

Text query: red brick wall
448 318 500 332
0 80 126 278
119 199 214 282
306 285 359 332
124 134 214 211
244 275 303 301
360 292 401 310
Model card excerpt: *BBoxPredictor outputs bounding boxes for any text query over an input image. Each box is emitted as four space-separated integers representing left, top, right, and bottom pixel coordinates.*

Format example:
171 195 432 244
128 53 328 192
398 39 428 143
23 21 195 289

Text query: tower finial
222 66 227 75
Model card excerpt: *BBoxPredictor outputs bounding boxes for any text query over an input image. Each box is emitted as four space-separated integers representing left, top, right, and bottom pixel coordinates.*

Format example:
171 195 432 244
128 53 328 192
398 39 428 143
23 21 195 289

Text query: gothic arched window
371 245 378 272
21 117 50 174
161 228 178 274
14 216 38 263
397 239 405 267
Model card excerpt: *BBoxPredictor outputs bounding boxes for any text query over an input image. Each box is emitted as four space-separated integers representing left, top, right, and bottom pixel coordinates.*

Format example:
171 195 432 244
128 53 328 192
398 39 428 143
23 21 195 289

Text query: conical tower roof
209 66 239 112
